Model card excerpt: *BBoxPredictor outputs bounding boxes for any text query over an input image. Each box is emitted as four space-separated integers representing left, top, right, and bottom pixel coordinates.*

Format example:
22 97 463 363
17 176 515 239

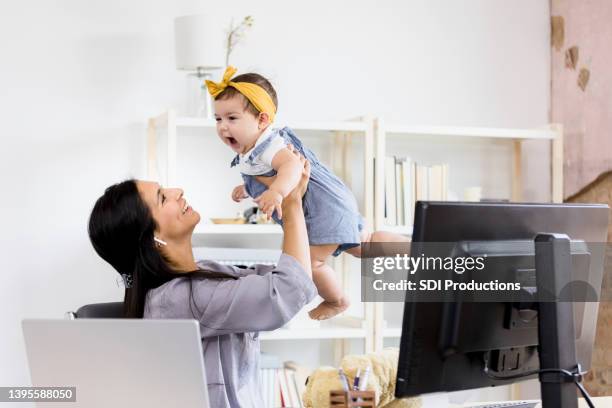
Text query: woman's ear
153 230 167 247
258 112 271 129
154 237 167 247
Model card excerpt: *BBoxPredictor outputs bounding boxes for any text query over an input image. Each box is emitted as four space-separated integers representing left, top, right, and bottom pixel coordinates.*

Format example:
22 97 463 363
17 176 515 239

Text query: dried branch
225 16 254 66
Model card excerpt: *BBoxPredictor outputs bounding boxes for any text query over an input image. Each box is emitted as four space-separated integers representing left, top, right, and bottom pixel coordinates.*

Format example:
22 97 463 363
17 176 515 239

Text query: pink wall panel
551 0 612 198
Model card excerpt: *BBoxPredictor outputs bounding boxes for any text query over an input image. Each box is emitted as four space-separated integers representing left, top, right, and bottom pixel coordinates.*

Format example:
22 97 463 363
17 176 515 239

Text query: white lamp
174 14 225 118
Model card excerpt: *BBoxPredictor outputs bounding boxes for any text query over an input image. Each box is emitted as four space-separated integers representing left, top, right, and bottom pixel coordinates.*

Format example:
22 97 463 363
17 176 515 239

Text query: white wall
0 0 550 399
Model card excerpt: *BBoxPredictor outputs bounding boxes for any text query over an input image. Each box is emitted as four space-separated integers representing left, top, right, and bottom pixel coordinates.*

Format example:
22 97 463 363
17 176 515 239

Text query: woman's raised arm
256 150 311 277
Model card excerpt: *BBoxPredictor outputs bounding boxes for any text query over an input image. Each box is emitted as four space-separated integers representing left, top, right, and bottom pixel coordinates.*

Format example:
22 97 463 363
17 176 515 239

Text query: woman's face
136 181 200 242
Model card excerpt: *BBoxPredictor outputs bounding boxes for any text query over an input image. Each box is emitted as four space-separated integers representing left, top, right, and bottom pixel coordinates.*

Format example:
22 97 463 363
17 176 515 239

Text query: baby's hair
215 72 278 117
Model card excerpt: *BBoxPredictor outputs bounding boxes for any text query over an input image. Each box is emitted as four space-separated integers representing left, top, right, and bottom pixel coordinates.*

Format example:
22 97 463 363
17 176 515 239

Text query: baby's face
214 96 261 155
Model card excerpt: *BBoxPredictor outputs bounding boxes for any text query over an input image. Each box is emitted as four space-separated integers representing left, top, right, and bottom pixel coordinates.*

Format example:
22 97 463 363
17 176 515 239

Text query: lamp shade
174 14 225 71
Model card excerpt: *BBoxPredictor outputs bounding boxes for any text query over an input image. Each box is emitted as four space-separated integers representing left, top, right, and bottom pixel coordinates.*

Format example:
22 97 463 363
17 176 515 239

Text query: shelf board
287 121 367 133
382 327 403 338
174 117 367 133
175 117 216 127
260 326 367 341
157 113 554 140
385 125 557 140
192 223 413 247
192 223 283 249
379 225 413 236
192 223 411 247
195 223 282 234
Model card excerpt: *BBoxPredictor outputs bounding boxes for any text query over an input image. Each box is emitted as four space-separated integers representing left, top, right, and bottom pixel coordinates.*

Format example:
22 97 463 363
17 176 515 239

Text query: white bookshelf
192 223 283 248
378 225 413 237
382 327 403 338
260 326 367 341
147 109 375 365
371 119 564 352
195 223 282 234
147 110 564 362
152 113 368 132
379 121 564 204
385 124 557 140
148 108 375 252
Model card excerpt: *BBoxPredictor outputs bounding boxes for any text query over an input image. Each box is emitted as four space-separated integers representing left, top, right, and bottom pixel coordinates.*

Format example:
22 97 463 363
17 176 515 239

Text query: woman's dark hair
88 179 234 318
215 72 278 116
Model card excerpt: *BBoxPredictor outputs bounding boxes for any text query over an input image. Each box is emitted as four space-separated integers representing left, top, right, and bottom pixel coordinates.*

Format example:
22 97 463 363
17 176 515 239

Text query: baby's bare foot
308 297 350 320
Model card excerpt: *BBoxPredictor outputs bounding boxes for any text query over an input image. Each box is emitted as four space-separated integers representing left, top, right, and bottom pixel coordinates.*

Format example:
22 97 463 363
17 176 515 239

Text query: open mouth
226 137 239 148
181 200 191 215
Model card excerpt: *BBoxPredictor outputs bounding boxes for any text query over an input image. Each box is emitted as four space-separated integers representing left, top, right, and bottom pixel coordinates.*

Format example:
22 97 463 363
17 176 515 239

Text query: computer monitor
394 201 609 406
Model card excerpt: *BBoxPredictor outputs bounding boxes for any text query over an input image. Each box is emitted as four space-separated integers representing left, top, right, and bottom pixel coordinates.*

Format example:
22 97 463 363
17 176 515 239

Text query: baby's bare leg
308 244 350 320
345 229 410 258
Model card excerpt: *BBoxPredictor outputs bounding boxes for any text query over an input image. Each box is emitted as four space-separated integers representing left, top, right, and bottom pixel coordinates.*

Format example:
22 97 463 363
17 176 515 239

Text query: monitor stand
534 233 580 408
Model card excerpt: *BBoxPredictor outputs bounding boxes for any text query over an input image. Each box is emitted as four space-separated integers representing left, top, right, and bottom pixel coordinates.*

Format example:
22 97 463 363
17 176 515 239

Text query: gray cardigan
143 253 317 407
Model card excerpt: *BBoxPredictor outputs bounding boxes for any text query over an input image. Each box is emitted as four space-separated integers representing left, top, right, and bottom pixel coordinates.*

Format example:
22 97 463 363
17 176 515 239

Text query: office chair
65 302 124 319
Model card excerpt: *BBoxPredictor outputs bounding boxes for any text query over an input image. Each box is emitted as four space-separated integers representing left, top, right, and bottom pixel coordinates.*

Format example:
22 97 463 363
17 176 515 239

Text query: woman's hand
254 189 283 220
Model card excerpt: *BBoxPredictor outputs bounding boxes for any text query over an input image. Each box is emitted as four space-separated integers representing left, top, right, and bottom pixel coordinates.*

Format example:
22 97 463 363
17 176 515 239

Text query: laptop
22 319 210 408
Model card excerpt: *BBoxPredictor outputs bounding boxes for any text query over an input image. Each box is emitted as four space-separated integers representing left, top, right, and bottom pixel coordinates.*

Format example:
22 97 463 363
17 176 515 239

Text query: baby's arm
254 147 302 220
269 147 303 197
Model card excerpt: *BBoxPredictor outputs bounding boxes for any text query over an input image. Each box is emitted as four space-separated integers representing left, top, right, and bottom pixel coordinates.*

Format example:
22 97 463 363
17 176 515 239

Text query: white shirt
238 127 287 175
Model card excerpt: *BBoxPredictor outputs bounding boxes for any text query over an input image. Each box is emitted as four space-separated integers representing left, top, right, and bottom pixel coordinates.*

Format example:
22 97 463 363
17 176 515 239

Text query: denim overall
231 127 364 256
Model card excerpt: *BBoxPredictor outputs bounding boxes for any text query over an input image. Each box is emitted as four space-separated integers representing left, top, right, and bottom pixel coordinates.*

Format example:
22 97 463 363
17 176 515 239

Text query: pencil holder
329 390 375 407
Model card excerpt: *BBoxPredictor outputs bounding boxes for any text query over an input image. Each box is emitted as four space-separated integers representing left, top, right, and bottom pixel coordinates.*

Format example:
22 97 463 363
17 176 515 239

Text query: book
383 157 449 226
275 370 283 407
415 163 429 202
428 164 443 200
289 370 305 408
277 368 293 407
395 159 404 225
260 354 282 407
385 156 397 225
429 164 449 201
284 369 300 408
399 157 415 226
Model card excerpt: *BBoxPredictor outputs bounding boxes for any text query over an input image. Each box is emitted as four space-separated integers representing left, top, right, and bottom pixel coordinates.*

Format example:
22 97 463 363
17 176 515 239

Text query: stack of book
383 157 448 226
260 354 307 407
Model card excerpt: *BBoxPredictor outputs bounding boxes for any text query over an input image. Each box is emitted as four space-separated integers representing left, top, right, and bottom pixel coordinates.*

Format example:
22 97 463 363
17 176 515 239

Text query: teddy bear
302 348 421 408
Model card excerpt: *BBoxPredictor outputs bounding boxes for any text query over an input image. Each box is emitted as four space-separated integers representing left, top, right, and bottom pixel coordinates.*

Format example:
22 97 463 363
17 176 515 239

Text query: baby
206 66 408 320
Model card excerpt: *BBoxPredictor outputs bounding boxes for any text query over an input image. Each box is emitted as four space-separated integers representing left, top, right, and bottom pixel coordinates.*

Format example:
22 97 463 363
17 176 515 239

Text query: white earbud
154 237 167 246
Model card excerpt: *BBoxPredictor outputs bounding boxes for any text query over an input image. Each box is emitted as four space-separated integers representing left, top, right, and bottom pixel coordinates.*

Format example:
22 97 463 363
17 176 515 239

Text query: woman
88 151 316 407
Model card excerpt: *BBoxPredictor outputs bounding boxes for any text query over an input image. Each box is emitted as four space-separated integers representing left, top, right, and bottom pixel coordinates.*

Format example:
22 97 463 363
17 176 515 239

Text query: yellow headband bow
205 66 276 123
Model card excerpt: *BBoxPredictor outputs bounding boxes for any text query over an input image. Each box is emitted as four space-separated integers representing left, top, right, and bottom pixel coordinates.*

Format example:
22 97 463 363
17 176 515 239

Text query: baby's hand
254 189 284 220
231 184 249 202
